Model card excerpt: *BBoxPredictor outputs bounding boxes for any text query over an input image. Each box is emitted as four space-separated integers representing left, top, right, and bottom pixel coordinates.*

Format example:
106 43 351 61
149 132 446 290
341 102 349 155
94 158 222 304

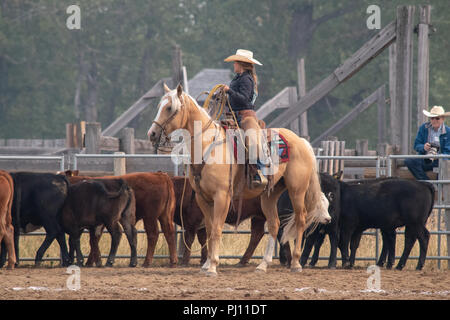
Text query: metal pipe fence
4 153 450 269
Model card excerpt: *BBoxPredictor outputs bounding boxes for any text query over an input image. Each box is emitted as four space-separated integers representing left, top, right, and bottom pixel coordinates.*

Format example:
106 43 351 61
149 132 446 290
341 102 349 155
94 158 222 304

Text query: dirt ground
1 263 449 300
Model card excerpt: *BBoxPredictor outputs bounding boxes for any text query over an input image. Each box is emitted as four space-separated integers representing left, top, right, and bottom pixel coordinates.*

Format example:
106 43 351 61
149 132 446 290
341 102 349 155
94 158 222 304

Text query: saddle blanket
227 129 290 163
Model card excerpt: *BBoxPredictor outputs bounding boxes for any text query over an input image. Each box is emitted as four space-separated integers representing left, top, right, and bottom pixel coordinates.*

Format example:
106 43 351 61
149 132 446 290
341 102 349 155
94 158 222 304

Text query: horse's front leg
196 192 230 276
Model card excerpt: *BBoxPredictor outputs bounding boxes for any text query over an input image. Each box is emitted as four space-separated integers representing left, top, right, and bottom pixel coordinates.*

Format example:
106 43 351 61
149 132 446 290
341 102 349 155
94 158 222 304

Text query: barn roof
188 68 232 102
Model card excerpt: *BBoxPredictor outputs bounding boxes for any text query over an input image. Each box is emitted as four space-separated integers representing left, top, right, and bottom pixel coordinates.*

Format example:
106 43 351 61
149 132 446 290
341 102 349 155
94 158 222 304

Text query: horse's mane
183 92 212 120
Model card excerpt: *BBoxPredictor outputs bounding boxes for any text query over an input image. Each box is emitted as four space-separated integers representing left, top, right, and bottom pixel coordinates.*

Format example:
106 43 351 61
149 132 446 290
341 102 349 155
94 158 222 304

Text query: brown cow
0 170 16 269
62 171 177 267
172 176 273 266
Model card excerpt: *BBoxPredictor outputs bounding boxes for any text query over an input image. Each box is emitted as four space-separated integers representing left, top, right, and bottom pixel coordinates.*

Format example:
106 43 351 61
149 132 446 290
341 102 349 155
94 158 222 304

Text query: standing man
405 106 450 180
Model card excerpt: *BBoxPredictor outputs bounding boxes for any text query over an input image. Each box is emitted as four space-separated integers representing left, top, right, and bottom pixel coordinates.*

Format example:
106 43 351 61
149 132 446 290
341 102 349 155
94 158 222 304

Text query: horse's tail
281 141 323 244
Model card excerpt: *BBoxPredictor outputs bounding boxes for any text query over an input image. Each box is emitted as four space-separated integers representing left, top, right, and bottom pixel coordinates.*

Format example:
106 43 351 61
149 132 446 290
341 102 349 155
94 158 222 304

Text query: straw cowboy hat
224 49 262 66
422 106 450 118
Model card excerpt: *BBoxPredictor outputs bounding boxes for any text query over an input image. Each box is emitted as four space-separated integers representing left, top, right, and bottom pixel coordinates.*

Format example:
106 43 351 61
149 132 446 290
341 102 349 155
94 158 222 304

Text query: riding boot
250 168 268 189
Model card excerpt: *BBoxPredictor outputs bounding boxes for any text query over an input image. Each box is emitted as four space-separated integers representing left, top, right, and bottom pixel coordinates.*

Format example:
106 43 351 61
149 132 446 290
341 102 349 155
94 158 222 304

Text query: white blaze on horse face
148 95 172 137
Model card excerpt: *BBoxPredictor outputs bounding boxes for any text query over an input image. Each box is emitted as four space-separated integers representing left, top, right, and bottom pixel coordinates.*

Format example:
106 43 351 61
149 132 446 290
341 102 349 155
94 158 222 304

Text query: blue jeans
404 158 438 180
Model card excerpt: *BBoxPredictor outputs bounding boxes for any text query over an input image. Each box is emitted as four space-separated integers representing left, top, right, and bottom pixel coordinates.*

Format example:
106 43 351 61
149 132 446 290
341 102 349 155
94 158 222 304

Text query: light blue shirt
428 123 444 147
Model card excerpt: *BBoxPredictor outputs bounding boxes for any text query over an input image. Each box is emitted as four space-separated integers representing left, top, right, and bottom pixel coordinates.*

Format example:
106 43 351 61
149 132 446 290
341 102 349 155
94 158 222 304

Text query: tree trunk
84 52 98 122
74 50 87 122
105 64 122 126
288 2 357 60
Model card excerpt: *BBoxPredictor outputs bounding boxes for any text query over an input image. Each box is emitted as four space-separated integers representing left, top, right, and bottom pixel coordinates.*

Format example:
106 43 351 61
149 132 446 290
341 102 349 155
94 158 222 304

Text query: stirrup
251 169 268 189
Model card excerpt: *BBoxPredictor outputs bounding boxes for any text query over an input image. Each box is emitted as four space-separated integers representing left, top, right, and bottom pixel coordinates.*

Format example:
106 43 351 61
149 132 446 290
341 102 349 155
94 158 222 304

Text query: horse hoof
290 267 302 273
205 271 217 277
255 266 266 273
235 262 247 268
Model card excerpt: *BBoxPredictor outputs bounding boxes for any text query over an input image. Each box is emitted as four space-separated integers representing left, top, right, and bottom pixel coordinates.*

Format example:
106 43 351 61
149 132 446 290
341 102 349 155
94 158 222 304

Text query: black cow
0 172 71 267
277 173 340 268
60 179 137 267
299 173 341 268
338 177 435 270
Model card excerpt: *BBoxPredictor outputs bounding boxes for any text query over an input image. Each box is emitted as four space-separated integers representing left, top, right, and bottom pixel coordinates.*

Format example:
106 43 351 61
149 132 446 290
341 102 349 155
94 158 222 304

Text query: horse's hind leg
257 187 285 272
287 190 307 272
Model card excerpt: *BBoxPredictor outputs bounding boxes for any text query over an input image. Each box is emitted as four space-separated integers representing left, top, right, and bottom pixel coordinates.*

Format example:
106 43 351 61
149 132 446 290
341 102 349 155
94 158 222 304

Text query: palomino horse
148 84 331 275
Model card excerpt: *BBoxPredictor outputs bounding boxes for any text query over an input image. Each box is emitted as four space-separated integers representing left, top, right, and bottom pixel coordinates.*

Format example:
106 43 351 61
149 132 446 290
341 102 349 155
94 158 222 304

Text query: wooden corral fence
258 5 432 159
2 5 448 268
9 153 450 269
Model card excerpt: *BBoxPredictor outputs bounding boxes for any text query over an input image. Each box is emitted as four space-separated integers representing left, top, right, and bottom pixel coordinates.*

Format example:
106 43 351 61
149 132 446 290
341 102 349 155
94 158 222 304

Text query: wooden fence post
288 87 299 135
416 5 431 128
440 160 450 269
85 122 101 154
66 123 75 148
320 141 329 173
113 152 126 176
172 44 183 87
389 42 399 150
339 141 346 173
377 85 387 144
297 58 308 137
395 5 415 154
119 127 135 154
356 139 369 156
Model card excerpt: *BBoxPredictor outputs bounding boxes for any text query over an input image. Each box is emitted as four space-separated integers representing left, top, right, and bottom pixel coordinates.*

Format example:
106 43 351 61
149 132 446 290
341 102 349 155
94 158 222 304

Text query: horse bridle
151 96 185 151
151 93 220 151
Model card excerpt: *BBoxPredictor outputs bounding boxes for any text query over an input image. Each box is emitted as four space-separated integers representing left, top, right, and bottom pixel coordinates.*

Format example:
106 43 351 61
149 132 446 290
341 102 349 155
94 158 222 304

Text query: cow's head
332 170 344 181
320 172 341 221
57 170 80 177
313 192 332 224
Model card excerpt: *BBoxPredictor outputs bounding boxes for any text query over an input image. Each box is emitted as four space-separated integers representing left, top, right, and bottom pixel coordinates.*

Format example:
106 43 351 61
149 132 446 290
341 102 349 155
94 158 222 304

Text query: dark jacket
414 122 450 155
227 71 256 112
